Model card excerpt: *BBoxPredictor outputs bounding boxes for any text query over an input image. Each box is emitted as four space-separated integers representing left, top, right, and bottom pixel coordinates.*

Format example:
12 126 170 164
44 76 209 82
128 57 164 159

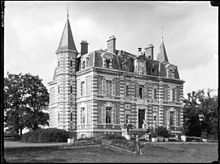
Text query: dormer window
82 60 85 69
101 52 114 69
106 59 110 68
166 64 175 79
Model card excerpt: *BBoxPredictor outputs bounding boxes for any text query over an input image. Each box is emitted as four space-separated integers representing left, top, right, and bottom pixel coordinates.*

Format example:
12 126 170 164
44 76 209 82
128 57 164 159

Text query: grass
4 142 218 163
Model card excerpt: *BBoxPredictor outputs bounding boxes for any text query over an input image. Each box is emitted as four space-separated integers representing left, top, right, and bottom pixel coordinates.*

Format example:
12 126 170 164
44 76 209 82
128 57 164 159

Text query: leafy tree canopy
4 72 49 137
183 89 218 137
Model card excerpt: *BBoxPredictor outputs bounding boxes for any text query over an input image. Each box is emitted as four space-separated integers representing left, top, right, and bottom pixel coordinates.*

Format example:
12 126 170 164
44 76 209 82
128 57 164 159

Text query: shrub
155 126 170 138
20 128 69 143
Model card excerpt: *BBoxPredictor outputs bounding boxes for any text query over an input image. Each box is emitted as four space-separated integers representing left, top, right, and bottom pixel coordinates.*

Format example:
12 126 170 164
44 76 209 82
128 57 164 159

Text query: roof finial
161 26 164 42
67 5 69 19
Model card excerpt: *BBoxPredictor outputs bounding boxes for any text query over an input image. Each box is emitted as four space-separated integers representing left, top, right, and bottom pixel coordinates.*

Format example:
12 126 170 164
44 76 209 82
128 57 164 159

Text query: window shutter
136 83 139 98
113 106 116 124
102 79 106 95
143 85 146 99
175 110 178 126
102 106 106 124
112 80 116 96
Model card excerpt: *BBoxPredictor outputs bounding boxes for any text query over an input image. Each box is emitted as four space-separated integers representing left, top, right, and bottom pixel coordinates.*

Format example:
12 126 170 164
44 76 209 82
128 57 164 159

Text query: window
106 107 112 123
106 59 110 68
58 86 60 94
139 86 143 98
154 89 157 99
170 111 175 126
58 61 60 67
125 114 129 124
170 88 173 101
58 113 60 121
81 107 86 124
82 61 85 69
70 85 73 94
172 88 176 101
106 80 112 96
126 85 129 97
70 113 73 121
70 60 73 67
81 81 85 96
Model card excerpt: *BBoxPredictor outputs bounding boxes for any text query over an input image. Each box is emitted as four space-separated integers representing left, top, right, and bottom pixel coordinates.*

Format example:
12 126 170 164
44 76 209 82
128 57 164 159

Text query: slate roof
56 18 77 54
157 38 169 63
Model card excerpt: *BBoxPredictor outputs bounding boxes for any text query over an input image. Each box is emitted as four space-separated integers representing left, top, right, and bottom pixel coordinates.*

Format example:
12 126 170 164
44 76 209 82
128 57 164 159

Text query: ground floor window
106 107 112 123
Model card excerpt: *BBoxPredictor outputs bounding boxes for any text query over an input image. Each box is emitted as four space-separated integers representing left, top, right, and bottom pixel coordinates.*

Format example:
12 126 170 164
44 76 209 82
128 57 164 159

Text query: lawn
4 142 218 163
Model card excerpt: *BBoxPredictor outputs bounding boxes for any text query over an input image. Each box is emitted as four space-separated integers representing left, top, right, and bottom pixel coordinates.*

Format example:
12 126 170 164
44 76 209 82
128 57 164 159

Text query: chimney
81 40 88 55
144 44 154 60
107 35 116 53
138 47 142 56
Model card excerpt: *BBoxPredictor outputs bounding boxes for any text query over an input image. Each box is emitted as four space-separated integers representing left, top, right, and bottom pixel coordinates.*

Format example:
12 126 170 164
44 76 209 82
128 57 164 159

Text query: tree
183 89 218 137
4 72 49 137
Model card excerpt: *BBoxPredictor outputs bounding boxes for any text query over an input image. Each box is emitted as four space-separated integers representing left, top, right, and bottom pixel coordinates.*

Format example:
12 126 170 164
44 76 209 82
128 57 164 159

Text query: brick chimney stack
81 40 88 55
107 35 116 53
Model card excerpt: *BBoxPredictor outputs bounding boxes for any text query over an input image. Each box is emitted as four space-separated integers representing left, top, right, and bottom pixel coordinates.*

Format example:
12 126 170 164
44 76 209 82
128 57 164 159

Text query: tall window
70 60 73 67
58 86 60 94
58 61 60 67
170 111 175 126
125 114 129 124
81 81 85 96
106 80 112 96
106 107 112 123
70 85 73 93
170 88 173 101
139 85 143 98
126 85 129 97
154 89 157 99
81 107 85 124
172 88 176 101
58 113 60 121
70 113 73 121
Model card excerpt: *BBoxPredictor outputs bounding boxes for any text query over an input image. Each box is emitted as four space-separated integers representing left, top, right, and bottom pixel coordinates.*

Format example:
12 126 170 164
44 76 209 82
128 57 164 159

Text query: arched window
106 107 112 123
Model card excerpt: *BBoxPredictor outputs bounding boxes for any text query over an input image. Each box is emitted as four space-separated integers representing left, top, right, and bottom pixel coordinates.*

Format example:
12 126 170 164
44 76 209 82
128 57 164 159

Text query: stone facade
48 17 185 139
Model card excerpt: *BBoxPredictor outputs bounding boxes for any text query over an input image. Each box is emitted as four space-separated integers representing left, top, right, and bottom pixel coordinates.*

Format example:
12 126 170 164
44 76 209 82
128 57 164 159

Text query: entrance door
138 109 145 128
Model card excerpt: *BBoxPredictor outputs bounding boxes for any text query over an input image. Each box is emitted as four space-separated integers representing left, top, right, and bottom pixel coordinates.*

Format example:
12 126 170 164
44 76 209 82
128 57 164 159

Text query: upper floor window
70 113 73 121
139 85 143 99
70 60 73 67
81 81 85 96
154 88 157 99
106 80 112 96
106 107 112 123
58 113 60 121
58 86 60 94
70 85 73 94
125 85 129 97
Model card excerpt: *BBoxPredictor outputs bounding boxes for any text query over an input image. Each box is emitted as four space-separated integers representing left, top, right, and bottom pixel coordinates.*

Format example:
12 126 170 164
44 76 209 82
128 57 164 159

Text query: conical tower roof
157 37 169 63
56 17 77 54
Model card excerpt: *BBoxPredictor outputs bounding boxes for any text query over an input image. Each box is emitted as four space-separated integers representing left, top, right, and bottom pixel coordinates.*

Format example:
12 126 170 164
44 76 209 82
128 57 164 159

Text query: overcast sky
4 1 218 97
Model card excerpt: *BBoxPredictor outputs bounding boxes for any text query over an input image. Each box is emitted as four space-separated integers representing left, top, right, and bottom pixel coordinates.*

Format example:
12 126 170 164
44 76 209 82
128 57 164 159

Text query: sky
4 1 218 97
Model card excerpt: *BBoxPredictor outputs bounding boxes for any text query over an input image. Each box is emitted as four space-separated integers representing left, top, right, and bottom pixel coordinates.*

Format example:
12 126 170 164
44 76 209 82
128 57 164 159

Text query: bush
102 134 126 140
20 128 69 143
155 126 170 138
